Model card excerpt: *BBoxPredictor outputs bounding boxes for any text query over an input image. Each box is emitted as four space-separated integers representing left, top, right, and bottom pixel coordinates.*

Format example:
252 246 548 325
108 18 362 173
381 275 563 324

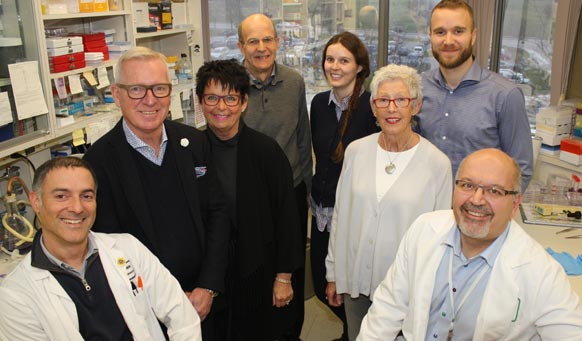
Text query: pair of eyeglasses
455 180 519 199
244 36 277 47
117 84 172 99
202 94 241 107
372 97 416 109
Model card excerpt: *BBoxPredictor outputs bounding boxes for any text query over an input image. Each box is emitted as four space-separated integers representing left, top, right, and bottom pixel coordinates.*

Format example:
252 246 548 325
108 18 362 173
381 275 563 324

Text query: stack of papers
85 52 104 66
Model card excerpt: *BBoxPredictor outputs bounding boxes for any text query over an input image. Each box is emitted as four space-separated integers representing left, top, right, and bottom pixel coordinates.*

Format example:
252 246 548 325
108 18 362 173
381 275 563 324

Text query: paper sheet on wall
8 61 48 120
96 67 110 89
0 92 14 126
170 93 183 120
68 74 84 95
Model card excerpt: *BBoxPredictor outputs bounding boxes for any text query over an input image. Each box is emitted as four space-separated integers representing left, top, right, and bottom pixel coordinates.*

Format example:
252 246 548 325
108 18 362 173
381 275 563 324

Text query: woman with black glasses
325 64 453 340
196 59 303 341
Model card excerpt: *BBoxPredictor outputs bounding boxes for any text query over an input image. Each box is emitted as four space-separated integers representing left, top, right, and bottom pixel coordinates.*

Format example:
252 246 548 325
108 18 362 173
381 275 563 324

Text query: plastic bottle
177 53 193 84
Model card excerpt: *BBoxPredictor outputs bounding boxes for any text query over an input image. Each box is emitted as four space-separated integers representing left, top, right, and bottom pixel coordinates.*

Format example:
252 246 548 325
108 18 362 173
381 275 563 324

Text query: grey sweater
243 62 313 191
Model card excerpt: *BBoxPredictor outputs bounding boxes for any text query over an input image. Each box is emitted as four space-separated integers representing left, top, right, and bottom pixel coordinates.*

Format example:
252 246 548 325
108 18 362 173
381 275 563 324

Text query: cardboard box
49 52 85 65
536 106 574 126
78 0 94 13
560 150 582 165
85 39 106 49
535 131 569 147
93 0 108 12
148 3 162 30
47 44 84 57
46 36 83 49
536 122 571 135
161 2 172 30
50 59 87 73
560 138 582 155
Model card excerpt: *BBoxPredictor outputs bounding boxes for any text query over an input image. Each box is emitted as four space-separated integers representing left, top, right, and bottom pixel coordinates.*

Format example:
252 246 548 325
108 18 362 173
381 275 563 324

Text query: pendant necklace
382 132 414 175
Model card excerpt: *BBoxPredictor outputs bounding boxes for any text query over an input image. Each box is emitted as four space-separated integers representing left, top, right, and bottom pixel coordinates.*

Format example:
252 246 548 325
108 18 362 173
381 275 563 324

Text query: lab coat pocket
132 289 150 318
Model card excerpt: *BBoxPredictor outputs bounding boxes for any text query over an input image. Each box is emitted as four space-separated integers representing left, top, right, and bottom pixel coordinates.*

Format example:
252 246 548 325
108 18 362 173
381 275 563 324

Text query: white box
536 122 571 135
47 44 84 57
535 131 569 147
536 106 573 126
171 2 187 27
46 36 83 49
560 150 582 165
133 2 150 28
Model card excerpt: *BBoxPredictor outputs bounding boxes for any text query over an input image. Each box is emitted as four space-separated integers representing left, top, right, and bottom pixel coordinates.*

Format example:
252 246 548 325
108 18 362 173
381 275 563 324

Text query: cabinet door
0 0 49 157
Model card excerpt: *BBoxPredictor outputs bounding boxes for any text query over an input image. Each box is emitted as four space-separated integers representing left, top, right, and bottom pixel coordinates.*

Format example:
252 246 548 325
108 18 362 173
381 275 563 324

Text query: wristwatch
204 288 219 298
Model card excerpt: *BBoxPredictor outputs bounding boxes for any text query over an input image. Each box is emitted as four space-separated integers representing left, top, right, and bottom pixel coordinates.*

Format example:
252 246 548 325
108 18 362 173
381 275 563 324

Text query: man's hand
185 288 214 321
326 282 343 307
272 273 294 308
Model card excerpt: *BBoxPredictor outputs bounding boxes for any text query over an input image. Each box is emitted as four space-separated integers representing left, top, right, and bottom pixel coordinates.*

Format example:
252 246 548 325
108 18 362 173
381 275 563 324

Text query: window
496 0 558 130
207 0 380 104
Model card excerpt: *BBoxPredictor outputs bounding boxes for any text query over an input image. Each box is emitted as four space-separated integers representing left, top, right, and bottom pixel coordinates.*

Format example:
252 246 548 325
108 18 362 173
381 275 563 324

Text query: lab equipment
1 174 35 254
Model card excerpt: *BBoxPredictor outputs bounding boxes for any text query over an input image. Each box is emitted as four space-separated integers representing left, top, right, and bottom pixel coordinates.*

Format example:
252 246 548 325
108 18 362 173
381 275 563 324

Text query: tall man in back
238 13 313 338
418 0 533 191
84 46 229 340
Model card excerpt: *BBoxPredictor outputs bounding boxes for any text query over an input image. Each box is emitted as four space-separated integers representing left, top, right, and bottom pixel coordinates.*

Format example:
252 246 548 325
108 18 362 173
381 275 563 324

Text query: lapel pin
180 138 189 147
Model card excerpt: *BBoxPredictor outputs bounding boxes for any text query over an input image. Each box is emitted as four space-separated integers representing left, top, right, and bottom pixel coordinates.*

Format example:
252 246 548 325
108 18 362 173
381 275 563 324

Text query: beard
432 41 473 69
456 202 492 239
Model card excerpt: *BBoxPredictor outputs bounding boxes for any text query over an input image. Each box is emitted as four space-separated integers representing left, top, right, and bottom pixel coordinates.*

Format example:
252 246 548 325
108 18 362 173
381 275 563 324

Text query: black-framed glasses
244 36 277 47
373 97 416 108
455 180 519 199
202 94 241 107
117 84 172 99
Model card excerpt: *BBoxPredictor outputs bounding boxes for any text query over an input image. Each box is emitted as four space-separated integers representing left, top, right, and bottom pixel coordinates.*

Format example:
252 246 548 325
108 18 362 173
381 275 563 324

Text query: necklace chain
382 132 415 174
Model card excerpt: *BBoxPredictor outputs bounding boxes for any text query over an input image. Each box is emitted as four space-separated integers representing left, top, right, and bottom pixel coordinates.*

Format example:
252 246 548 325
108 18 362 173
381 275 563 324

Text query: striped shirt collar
122 119 168 166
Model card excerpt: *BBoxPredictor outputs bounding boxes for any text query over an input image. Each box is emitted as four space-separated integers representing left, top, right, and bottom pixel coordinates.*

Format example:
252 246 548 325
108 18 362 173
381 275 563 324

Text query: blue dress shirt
426 225 510 340
418 60 533 191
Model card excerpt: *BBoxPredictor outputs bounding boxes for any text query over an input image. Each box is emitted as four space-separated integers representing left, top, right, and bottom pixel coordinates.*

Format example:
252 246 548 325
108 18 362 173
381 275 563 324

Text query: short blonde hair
114 46 168 83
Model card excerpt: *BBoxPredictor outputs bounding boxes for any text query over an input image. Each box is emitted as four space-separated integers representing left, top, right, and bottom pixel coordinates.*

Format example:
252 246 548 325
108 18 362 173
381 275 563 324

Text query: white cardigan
326 133 452 298
358 210 582 340
0 232 201 341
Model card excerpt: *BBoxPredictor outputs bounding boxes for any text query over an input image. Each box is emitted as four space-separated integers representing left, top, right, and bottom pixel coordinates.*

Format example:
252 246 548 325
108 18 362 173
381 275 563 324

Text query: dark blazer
234 124 303 279
84 119 229 293
310 90 379 207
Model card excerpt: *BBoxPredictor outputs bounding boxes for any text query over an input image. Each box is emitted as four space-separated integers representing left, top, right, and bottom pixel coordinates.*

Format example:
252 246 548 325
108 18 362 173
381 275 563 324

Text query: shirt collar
122 119 168 150
40 232 99 277
434 56 482 89
327 90 351 112
245 60 277 87
443 221 511 267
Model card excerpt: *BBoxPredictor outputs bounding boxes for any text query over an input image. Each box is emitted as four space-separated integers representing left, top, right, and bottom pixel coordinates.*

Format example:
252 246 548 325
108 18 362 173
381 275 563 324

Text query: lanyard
447 248 488 340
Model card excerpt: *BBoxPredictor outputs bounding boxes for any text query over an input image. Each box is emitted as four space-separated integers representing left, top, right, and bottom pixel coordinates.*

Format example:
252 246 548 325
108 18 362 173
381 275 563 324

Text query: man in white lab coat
0 157 201 340
357 149 582 340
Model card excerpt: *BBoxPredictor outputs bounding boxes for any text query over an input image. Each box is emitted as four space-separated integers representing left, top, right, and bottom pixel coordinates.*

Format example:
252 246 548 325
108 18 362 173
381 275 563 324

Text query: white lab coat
0 232 201 341
357 210 582 340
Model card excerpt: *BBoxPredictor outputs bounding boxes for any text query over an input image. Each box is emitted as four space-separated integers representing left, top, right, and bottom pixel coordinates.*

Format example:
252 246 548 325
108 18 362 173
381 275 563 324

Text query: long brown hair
321 32 370 163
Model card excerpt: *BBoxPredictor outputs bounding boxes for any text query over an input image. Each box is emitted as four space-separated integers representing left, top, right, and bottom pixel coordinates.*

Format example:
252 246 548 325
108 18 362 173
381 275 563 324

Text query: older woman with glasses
325 64 453 340
195 59 303 341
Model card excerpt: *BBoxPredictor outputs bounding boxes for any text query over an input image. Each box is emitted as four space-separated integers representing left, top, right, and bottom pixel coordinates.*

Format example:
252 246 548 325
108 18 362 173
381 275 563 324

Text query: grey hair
369 64 422 107
114 46 169 83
